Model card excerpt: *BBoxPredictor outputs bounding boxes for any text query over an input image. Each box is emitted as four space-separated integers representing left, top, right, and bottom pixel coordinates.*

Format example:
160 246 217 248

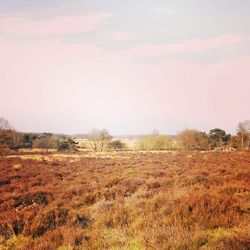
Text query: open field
0 151 250 250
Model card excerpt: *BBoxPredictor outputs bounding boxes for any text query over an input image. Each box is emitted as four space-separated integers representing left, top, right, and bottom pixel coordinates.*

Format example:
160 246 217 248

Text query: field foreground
0 151 250 250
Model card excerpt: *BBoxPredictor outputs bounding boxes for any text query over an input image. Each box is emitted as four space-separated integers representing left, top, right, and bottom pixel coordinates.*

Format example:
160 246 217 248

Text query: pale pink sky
0 2 250 135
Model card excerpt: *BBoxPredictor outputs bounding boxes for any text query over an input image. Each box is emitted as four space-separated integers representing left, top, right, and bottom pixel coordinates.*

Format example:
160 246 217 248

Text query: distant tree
0 131 13 154
87 129 112 151
237 120 250 150
20 133 38 148
33 136 57 150
109 140 126 151
0 118 21 153
177 129 209 151
22 134 32 145
0 130 14 146
42 132 53 137
209 128 231 149
138 134 173 150
229 135 240 149
0 130 14 155
0 117 14 130
57 138 78 152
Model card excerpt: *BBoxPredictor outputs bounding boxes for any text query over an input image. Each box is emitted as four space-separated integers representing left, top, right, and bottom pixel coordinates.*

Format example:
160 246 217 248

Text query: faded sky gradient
0 1 249 135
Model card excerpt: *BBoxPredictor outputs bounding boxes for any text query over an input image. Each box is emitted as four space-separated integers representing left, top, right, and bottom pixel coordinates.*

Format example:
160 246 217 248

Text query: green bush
138 134 173 150
109 140 126 151
57 138 78 152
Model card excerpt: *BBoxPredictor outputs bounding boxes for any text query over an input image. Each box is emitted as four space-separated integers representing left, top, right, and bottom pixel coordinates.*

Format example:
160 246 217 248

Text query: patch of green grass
123 238 145 250
125 167 136 176
209 227 233 241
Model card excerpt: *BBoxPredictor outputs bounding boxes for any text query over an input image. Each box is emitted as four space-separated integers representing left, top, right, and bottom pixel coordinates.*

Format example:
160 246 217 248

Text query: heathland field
0 150 250 249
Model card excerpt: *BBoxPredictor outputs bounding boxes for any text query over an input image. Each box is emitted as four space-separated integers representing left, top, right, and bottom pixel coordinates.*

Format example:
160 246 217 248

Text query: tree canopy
209 128 230 148
177 129 209 151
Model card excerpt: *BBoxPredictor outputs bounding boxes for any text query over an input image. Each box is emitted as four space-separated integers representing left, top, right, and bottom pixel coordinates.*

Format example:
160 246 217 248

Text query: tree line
138 123 249 151
0 117 249 154
0 117 78 154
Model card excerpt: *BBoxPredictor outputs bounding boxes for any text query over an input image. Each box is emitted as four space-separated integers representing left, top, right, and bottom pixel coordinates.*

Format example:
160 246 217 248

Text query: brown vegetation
0 151 249 249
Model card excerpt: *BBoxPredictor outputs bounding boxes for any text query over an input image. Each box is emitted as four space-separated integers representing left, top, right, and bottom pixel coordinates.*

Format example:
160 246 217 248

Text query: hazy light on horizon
0 1 249 135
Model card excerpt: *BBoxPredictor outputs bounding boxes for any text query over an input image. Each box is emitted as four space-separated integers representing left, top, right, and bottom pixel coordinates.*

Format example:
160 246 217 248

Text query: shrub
0 129 20 153
109 140 126 151
177 129 209 150
138 134 173 150
33 137 57 150
57 138 78 152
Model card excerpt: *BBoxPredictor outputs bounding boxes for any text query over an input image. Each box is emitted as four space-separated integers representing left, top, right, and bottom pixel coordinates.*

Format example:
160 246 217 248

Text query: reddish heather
0 151 249 249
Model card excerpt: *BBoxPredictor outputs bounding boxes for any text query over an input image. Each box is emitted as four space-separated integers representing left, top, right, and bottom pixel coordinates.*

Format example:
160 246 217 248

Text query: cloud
0 13 112 36
108 32 141 41
0 36 249 134
125 34 250 60
153 7 175 14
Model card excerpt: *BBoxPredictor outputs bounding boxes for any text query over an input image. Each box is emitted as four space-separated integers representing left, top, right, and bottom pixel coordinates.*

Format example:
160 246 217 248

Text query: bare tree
0 117 20 154
87 129 112 151
237 120 250 150
0 117 14 130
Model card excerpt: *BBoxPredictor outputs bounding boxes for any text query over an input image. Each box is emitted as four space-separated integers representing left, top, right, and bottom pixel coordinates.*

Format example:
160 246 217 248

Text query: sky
0 1 250 135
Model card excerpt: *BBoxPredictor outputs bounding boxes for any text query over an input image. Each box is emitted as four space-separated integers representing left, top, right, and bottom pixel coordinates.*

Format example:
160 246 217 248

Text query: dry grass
0 151 249 249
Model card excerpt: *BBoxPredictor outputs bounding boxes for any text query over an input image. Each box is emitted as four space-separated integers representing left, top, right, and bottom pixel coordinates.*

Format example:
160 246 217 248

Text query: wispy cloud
125 34 250 60
1 36 249 133
153 7 175 14
0 13 112 36
108 32 141 41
